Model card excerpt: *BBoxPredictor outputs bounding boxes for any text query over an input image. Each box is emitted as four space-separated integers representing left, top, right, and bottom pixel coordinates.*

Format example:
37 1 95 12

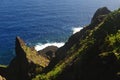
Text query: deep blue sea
0 0 120 65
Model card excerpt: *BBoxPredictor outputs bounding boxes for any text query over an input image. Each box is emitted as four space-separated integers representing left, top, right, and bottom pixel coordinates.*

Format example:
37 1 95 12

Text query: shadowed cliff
0 37 50 80
1 7 120 80
46 7 111 72
33 7 120 80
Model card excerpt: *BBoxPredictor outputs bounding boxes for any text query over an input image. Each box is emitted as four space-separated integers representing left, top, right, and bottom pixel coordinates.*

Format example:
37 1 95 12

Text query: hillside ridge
0 7 120 80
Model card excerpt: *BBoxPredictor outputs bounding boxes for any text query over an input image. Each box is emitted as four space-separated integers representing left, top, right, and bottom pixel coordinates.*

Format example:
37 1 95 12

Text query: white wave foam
34 27 83 51
34 42 65 51
72 27 83 34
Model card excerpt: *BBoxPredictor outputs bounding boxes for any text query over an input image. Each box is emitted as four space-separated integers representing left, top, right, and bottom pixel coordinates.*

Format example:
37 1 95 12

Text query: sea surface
0 0 120 65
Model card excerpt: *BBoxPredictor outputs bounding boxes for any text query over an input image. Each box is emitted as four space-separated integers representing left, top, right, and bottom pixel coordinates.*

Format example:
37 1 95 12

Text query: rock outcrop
1 7 120 80
47 7 111 71
0 65 7 79
6 37 50 80
91 7 111 24
38 46 58 60
33 7 120 80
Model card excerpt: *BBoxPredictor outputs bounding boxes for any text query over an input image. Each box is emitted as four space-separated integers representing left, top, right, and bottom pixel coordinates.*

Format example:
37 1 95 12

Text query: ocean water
0 0 120 65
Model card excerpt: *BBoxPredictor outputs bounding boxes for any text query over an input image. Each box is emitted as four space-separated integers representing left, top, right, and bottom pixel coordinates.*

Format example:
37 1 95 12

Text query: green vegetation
0 65 7 68
32 8 120 80
106 30 120 49
106 30 120 60
0 7 120 80
33 31 95 80
21 43 50 68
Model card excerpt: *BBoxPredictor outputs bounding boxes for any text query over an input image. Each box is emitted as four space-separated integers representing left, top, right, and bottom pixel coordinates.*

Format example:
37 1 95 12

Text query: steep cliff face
59 8 120 80
91 7 111 24
38 46 58 60
0 65 7 78
33 8 120 80
6 37 50 80
47 7 111 71
1 7 120 80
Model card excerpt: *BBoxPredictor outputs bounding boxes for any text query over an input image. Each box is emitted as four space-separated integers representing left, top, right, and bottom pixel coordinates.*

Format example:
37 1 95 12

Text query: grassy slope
33 9 120 80
16 36 50 68
22 45 50 68
0 65 7 68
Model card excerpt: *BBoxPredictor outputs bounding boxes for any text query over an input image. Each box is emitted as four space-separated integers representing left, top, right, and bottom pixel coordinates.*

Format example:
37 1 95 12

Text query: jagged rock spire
91 7 111 24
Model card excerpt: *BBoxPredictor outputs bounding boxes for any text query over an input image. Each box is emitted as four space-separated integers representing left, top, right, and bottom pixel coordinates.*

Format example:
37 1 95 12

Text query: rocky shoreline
1 7 120 80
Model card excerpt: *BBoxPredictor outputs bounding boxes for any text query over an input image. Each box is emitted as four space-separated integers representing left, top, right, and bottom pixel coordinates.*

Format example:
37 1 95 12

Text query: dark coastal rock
6 37 50 80
34 7 120 80
54 8 120 80
91 7 111 24
1 7 120 80
0 65 7 78
47 7 111 70
38 46 58 60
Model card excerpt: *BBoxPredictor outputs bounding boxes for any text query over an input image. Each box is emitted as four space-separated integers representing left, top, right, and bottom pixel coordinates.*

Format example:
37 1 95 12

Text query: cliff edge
1 7 120 80
33 7 120 80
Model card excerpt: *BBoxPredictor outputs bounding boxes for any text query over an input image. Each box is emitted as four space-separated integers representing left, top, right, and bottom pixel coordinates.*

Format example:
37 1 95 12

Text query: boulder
38 46 58 60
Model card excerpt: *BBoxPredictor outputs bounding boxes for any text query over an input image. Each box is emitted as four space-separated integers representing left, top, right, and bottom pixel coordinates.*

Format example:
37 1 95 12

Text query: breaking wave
34 42 65 51
72 27 83 34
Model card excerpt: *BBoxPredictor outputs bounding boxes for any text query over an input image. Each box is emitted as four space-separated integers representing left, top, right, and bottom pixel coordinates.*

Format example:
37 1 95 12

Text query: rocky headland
0 7 120 80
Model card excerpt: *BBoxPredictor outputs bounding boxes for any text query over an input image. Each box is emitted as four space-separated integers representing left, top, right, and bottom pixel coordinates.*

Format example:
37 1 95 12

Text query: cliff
38 46 58 60
1 37 50 80
1 7 120 80
46 7 111 71
33 7 120 80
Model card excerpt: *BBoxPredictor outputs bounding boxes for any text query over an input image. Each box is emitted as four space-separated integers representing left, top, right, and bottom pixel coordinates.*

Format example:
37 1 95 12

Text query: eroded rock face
47 7 111 70
7 37 50 80
0 7 117 80
55 8 120 80
15 37 50 67
32 7 120 80
91 7 111 24
38 46 58 60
